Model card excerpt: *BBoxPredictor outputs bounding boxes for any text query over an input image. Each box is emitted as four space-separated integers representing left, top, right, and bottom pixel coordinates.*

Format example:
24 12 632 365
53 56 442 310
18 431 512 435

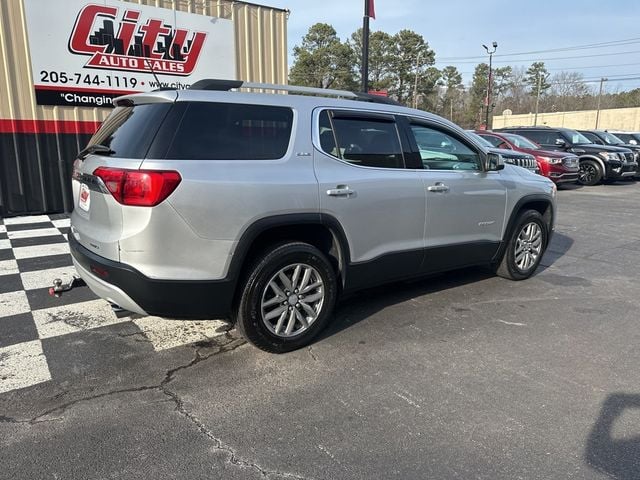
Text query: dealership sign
23 0 235 107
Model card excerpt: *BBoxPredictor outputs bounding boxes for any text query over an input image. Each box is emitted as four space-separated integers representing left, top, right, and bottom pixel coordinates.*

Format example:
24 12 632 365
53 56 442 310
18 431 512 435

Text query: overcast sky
264 0 640 92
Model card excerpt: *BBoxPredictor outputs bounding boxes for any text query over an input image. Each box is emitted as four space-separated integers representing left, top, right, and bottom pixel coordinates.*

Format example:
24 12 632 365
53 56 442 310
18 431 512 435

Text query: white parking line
0 225 6 233
7 228 62 240
0 260 19 276
32 299 129 339
20 266 78 291
2 215 51 225
12 243 70 259
0 239 10 250
52 219 71 228
0 291 30 318
0 340 51 394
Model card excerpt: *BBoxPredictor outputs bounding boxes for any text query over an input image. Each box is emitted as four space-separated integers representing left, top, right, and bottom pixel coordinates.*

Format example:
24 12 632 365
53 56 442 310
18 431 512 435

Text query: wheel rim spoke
301 281 323 294
264 305 287 321
291 265 302 290
284 309 296 335
274 310 287 334
278 271 293 292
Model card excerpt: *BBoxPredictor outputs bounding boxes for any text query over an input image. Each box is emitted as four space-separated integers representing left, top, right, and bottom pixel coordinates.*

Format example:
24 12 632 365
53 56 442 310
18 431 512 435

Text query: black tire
496 210 548 281
234 242 338 353
578 159 603 186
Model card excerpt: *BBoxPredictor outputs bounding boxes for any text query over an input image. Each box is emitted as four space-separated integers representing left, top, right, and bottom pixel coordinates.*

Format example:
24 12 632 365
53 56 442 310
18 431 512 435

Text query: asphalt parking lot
1 181 640 479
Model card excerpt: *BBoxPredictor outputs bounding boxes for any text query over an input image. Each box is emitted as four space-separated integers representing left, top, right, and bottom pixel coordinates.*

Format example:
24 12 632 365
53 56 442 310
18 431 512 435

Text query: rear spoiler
113 90 178 107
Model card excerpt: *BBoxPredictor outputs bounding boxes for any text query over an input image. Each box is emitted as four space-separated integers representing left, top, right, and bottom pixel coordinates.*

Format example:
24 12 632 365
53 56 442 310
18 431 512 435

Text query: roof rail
188 79 402 105
190 79 357 98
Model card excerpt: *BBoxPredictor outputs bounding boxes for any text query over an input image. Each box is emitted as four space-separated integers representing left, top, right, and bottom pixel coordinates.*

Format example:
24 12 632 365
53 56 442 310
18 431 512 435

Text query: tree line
289 23 640 128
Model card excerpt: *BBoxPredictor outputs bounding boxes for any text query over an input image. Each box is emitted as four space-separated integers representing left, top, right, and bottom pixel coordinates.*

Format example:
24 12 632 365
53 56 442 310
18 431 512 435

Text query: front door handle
327 185 355 197
427 182 449 193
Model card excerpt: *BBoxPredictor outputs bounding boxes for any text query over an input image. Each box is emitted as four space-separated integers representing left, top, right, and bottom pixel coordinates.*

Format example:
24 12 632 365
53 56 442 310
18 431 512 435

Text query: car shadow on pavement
317 232 575 344
538 231 574 270
317 266 495 342
585 393 640 479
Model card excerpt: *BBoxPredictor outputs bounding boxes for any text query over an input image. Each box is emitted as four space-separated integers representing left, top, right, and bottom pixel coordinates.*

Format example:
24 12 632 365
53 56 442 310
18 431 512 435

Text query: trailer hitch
49 276 85 297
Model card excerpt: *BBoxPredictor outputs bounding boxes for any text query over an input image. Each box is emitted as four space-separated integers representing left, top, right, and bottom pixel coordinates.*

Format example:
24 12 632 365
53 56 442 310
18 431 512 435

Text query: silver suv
70 80 557 353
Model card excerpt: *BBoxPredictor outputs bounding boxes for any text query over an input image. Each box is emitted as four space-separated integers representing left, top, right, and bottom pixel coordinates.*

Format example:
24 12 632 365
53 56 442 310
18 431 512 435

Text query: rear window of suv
89 104 172 158
162 102 293 160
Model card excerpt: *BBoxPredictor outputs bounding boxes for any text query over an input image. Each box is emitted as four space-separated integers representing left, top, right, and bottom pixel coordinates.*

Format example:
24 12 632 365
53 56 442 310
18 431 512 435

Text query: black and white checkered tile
0 215 227 395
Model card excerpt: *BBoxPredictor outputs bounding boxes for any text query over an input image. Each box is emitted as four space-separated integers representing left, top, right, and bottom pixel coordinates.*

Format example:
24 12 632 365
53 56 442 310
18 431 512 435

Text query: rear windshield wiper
77 144 115 159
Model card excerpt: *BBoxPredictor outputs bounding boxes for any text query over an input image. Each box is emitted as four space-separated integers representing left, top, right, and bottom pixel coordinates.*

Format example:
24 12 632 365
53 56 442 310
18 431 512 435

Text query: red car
475 131 580 184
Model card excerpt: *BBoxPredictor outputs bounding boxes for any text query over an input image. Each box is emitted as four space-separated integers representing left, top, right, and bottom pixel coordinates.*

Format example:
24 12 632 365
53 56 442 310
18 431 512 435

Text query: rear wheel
496 210 548 281
578 159 602 186
234 242 337 353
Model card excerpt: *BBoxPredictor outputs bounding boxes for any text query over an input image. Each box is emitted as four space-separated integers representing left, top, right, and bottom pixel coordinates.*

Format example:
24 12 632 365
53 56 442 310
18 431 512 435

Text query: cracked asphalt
2 182 640 479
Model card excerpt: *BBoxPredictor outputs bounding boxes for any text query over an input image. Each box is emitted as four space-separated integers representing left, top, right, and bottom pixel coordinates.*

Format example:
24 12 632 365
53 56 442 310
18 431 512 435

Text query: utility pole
595 77 607 129
534 72 542 126
361 0 374 92
412 51 423 109
482 41 498 129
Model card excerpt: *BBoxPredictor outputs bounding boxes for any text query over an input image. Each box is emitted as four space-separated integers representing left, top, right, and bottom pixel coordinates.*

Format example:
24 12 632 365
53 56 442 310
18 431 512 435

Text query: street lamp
482 41 498 129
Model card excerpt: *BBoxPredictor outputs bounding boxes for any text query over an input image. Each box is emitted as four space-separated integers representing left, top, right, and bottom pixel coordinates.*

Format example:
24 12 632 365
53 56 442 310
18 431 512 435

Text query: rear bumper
69 235 235 319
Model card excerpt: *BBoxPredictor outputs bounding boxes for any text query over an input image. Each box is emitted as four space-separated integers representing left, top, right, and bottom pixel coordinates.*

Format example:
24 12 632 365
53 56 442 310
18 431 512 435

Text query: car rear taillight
93 167 181 206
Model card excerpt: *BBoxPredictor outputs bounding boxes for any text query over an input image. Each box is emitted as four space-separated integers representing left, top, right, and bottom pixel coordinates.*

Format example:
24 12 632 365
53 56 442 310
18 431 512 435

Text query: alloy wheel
514 222 543 271
260 263 324 338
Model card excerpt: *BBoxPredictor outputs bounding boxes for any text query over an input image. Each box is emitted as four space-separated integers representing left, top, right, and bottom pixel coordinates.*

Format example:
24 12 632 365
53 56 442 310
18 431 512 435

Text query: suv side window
161 102 294 160
409 123 481 170
516 130 548 145
479 133 511 149
581 132 601 144
319 110 405 169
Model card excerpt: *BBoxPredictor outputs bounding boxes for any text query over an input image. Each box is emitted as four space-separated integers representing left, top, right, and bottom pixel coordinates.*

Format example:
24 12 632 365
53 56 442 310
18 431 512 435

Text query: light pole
482 41 498 129
412 51 423 109
534 71 542 126
595 77 608 129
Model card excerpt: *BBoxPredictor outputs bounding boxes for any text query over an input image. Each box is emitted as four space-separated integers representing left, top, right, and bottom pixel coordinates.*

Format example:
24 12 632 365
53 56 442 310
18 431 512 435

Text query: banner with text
24 0 235 107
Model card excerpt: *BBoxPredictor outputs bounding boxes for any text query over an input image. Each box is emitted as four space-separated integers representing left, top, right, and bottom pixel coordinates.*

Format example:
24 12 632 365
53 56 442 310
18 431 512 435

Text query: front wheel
234 242 338 353
496 210 548 281
578 159 603 186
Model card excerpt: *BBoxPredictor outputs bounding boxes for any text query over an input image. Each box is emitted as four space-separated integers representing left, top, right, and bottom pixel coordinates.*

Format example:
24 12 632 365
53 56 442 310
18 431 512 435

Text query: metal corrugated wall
0 0 288 216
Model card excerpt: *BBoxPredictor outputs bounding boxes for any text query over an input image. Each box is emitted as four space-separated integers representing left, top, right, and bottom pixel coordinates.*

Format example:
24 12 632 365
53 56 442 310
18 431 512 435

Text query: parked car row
476 126 639 186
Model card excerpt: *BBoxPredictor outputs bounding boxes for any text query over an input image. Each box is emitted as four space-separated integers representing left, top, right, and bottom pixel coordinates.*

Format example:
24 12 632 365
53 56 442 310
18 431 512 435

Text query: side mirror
555 138 566 147
485 152 505 171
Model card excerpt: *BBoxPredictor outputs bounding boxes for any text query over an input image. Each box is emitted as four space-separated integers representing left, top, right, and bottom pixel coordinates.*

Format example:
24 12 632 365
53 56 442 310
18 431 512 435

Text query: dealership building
0 0 288 216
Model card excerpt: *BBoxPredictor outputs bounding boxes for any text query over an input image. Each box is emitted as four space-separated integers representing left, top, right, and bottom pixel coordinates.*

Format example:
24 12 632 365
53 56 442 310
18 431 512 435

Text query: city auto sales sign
24 0 235 107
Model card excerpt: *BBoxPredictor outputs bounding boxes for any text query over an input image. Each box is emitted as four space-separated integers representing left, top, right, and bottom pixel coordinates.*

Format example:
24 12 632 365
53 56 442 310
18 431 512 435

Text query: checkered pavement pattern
0 215 227 395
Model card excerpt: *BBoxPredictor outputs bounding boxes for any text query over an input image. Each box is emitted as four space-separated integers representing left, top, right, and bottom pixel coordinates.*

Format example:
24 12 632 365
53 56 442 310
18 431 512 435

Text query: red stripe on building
34 84 140 96
0 119 101 135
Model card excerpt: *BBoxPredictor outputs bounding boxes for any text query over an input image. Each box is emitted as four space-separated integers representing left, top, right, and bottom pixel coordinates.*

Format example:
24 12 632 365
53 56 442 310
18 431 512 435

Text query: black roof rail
352 92 402 106
188 78 403 106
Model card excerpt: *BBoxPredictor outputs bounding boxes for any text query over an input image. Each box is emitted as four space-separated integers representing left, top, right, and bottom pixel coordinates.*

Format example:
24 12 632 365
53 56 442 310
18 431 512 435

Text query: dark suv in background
578 129 640 178
475 130 579 185
497 126 637 186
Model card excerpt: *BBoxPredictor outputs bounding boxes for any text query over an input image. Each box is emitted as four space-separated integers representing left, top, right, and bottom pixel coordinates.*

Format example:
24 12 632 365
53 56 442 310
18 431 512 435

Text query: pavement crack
308 346 318 362
158 340 310 479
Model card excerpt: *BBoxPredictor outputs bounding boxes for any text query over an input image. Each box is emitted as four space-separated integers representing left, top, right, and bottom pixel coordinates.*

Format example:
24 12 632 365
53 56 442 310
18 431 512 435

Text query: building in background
493 106 640 132
0 0 288 216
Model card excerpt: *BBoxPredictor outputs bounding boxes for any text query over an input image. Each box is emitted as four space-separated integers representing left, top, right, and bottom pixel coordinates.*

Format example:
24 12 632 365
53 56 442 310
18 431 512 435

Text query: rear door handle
327 185 355 197
427 182 449 193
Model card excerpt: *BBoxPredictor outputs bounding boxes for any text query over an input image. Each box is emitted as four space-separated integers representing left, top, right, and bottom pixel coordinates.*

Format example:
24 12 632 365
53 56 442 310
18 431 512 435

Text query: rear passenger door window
319 110 405 169
409 124 481 171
